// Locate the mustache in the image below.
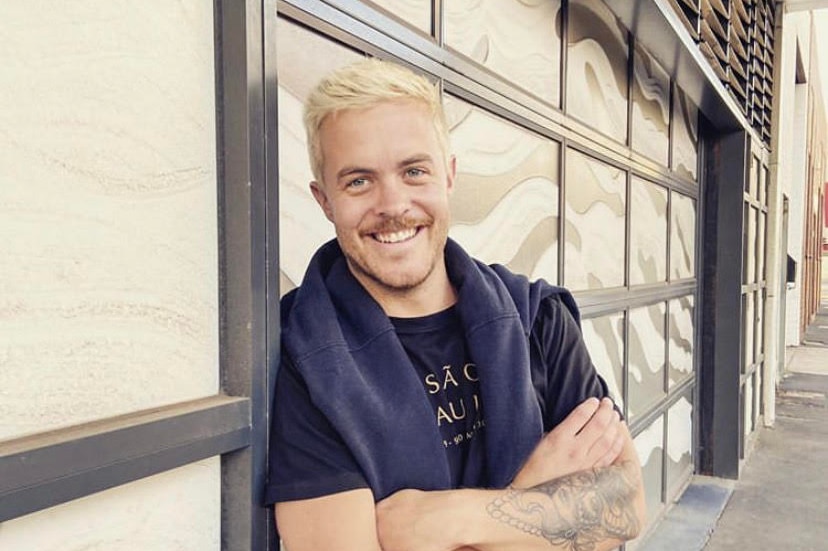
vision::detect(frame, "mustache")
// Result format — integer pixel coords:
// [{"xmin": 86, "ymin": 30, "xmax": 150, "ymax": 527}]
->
[{"xmin": 362, "ymin": 215, "xmax": 433, "ymax": 235}]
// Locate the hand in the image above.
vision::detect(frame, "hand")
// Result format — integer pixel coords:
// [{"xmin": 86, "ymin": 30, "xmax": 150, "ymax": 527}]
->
[
  {"xmin": 376, "ymin": 489, "xmax": 473, "ymax": 551},
  {"xmin": 511, "ymin": 397, "xmax": 625, "ymax": 489}
]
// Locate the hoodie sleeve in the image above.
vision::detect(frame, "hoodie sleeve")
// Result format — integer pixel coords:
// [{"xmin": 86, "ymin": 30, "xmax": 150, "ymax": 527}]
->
[
  {"xmin": 264, "ymin": 351, "xmax": 369, "ymax": 504},
  {"xmin": 528, "ymin": 295, "xmax": 617, "ymax": 432}
]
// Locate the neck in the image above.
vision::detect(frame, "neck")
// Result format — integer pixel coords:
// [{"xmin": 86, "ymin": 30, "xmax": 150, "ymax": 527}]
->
[{"xmin": 356, "ymin": 265, "xmax": 457, "ymax": 318}]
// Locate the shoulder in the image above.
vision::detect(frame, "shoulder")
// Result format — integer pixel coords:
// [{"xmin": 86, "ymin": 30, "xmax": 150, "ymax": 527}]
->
[{"xmin": 531, "ymin": 294, "xmax": 573, "ymax": 338}]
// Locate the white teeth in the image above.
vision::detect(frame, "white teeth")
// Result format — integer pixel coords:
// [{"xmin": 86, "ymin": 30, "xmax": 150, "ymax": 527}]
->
[{"xmin": 374, "ymin": 228, "xmax": 417, "ymax": 243}]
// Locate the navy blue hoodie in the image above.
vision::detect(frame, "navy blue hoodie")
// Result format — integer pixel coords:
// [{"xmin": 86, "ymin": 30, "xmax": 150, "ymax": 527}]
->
[{"xmin": 277, "ymin": 238, "xmax": 582, "ymax": 500}]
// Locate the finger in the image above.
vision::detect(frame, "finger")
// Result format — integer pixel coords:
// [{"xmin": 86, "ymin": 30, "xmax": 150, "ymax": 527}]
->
[
  {"xmin": 590, "ymin": 422, "xmax": 625, "ymax": 468},
  {"xmin": 576, "ymin": 397, "xmax": 618, "ymax": 439},
  {"xmin": 557, "ymin": 397, "xmax": 602, "ymax": 436},
  {"xmin": 582, "ymin": 406, "xmax": 620, "ymax": 463}
]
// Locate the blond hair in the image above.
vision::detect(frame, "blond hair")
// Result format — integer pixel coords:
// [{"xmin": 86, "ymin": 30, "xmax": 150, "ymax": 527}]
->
[{"xmin": 303, "ymin": 58, "xmax": 450, "ymax": 182}]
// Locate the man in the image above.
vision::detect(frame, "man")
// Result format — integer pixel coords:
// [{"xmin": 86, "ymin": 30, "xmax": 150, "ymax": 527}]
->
[{"xmin": 265, "ymin": 58, "xmax": 646, "ymax": 550}]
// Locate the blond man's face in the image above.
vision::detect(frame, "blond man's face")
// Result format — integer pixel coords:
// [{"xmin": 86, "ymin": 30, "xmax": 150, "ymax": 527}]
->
[{"xmin": 310, "ymin": 99, "xmax": 456, "ymax": 295}]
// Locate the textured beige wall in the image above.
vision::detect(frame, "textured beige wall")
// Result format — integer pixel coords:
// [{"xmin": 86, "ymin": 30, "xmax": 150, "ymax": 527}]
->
[
  {"xmin": 0, "ymin": 458, "xmax": 220, "ymax": 551},
  {"xmin": 0, "ymin": 2, "xmax": 220, "ymax": 548},
  {"xmin": 0, "ymin": 1, "xmax": 219, "ymax": 441}
]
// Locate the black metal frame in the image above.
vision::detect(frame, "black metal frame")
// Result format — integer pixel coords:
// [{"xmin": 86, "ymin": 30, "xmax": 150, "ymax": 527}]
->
[
  {"xmin": 699, "ymin": 128, "xmax": 749, "ymax": 479},
  {"xmin": 0, "ymin": 397, "xmax": 250, "ymax": 523},
  {"xmin": 215, "ymin": 0, "xmax": 278, "ymax": 547}
]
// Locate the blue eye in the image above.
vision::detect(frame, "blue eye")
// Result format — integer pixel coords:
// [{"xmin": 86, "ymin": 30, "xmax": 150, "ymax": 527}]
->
[
  {"xmin": 347, "ymin": 178, "xmax": 367, "ymax": 188},
  {"xmin": 406, "ymin": 168, "xmax": 426, "ymax": 178}
]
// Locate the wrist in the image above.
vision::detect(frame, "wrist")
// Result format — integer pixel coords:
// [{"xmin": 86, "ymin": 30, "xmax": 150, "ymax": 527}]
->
[{"xmin": 445, "ymin": 489, "xmax": 499, "ymax": 549}]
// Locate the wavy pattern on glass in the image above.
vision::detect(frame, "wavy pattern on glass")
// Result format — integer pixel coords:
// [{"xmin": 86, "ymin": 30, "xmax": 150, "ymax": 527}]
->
[
  {"xmin": 670, "ymin": 192, "xmax": 696, "ymax": 280},
  {"xmin": 666, "ymin": 395, "xmax": 693, "ymax": 492},
  {"xmin": 672, "ymin": 87, "xmax": 699, "ymax": 182},
  {"xmin": 630, "ymin": 177, "xmax": 668, "ymax": 285},
  {"xmin": 565, "ymin": 149, "xmax": 625, "ymax": 290},
  {"xmin": 628, "ymin": 303, "xmax": 666, "ymax": 420},
  {"xmin": 276, "ymin": 18, "xmax": 361, "ymax": 293},
  {"xmin": 566, "ymin": 0, "xmax": 629, "ymax": 143},
  {"xmin": 668, "ymin": 295, "xmax": 694, "ymax": 388},
  {"xmin": 632, "ymin": 43, "xmax": 670, "ymax": 166},
  {"xmin": 634, "ymin": 415, "xmax": 665, "ymax": 523},
  {"xmin": 445, "ymin": 0, "xmax": 561, "ymax": 106},
  {"xmin": 369, "ymin": 0, "xmax": 431, "ymax": 35},
  {"xmin": 581, "ymin": 313, "xmax": 624, "ymax": 413},
  {"xmin": 447, "ymin": 97, "xmax": 559, "ymax": 282}
]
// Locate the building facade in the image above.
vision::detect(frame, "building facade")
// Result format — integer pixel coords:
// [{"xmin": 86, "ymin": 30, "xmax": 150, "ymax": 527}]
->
[{"xmin": 1, "ymin": 1, "xmax": 826, "ymax": 549}]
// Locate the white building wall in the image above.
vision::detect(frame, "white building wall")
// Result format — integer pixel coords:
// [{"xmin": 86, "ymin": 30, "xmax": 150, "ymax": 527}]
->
[
  {"xmin": 779, "ymin": 12, "xmax": 814, "ymax": 346},
  {"xmin": 0, "ymin": 1, "xmax": 220, "ymax": 548}
]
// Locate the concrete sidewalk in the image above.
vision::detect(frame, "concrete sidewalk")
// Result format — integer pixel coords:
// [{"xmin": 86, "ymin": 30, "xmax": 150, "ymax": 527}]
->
[{"xmin": 637, "ymin": 294, "xmax": 828, "ymax": 551}]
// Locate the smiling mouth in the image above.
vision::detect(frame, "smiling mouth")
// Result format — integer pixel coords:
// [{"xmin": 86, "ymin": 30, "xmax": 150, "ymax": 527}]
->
[{"xmin": 372, "ymin": 227, "xmax": 419, "ymax": 244}]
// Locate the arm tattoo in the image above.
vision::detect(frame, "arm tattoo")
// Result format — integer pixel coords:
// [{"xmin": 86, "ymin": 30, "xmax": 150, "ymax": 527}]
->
[{"xmin": 486, "ymin": 463, "xmax": 641, "ymax": 550}]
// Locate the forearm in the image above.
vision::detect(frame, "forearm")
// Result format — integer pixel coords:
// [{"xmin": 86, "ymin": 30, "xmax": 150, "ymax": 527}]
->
[
  {"xmin": 377, "ymin": 459, "xmax": 644, "ymax": 551},
  {"xmin": 446, "ymin": 460, "xmax": 641, "ymax": 551},
  {"xmin": 475, "ymin": 460, "xmax": 643, "ymax": 551}
]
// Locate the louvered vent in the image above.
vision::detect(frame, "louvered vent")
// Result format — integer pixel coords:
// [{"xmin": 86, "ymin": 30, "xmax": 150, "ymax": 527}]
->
[{"xmin": 666, "ymin": 0, "xmax": 775, "ymax": 146}]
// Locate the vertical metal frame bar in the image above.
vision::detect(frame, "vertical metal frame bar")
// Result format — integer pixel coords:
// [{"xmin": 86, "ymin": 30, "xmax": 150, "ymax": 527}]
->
[
  {"xmin": 559, "ymin": 141, "xmax": 568, "ymax": 287},
  {"xmin": 699, "ymin": 128, "xmax": 748, "ymax": 479},
  {"xmin": 560, "ymin": 0, "xmax": 569, "ymax": 114},
  {"xmin": 214, "ymin": 0, "xmax": 276, "ymax": 548}
]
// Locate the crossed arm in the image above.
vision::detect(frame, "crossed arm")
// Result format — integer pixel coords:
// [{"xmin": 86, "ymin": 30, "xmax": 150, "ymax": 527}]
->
[{"xmin": 276, "ymin": 397, "xmax": 646, "ymax": 551}]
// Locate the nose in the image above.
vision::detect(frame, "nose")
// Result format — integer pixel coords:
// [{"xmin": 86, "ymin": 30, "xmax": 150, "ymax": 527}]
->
[{"xmin": 374, "ymin": 177, "xmax": 409, "ymax": 217}]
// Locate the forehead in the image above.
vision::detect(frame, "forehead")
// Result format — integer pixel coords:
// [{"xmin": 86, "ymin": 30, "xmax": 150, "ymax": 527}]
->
[
  {"xmin": 318, "ymin": 100, "xmax": 443, "ymax": 167},
  {"xmin": 321, "ymin": 99, "xmax": 434, "ymax": 136}
]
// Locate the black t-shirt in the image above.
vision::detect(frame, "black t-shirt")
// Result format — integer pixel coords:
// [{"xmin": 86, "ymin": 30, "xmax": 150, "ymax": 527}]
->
[
  {"xmin": 265, "ymin": 295, "xmax": 613, "ymax": 503},
  {"xmin": 390, "ymin": 306, "xmax": 486, "ymax": 488}
]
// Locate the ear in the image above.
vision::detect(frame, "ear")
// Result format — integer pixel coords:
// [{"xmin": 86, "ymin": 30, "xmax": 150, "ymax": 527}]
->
[
  {"xmin": 446, "ymin": 155, "xmax": 457, "ymax": 195},
  {"xmin": 309, "ymin": 181, "xmax": 335, "ymax": 223}
]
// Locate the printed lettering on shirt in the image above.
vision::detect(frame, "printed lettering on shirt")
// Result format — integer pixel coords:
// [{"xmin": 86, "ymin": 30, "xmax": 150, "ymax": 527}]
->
[{"xmin": 421, "ymin": 363, "xmax": 485, "ymax": 448}]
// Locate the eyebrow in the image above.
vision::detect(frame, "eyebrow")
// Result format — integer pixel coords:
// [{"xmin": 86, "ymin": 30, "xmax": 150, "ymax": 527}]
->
[
  {"xmin": 399, "ymin": 154, "xmax": 435, "ymax": 168},
  {"xmin": 336, "ymin": 166, "xmax": 373, "ymax": 181}
]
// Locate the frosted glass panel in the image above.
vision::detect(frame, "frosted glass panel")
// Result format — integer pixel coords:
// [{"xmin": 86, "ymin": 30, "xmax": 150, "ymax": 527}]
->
[
  {"xmin": 581, "ymin": 313, "xmax": 625, "ymax": 413},
  {"xmin": 634, "ymin": 415, "xmax": 665, "ymax": 524},
  {"xmin": 567, "ymin": 0, "xmax": 629, "ymax": 142},
  {"xmin": 0, "ymin": 1, "xmax": 218, "ymax": 440},
  {"xmin": 631, "ymin": 44, "xmax": 670, "ymax": 166},
  {"xmin": 630, "ymin": 177, "xmax": 668, "ymax": 285},
  {"xmin": 668, "ymin": 295, "xmax": 694, "ymax": 387},
  {"xmin": 756, "ymin": 290, "xmax": 765, "ymax": 358},
  {"xmin": 628, "ymin": 303, "xmax": 666, "ymax": 419},
  {"xmin": 672, "ymin": 87, "xmax": 699, "ymax": 181},
  {"xmin": 565, "ymin": 149, "xmax": 626, "ymax": 290},
  {"xmin": 747, "ymin": 205, "xmax": 757, "ymax": 284},
  {"xmin": 276, "ymin": 18, "xmax": 362, "ymax": 293},
  {"xmin": 744, "ymin": 292, "xmax": 755, "ymax": 368},
  {"xmin": 0, "ymin": 458, "xmax": 220, "ymax": 551},
  {"xmin": 370, "ymin": 0, "xmax": 431, "ymax": 34},
  {"xmin": 447, "ymin": 97, "xmax": 560, "ymax": 283},
  {"xmin": 754, "ymin": 364, "xmax": 763, "ymax": 427},
  {"xmin": 670, "ymin": 192, "xmax": 696, "ymax": 280},
  {"xmin": 744, "ymin": 377, "xmax": 754, "ymax": 436},
  {"xmin": 445, "ymin": 0, "xmax": 561, "ymax": 106},
  {"xmin": 758, "ymin": 212, "xmax": 766, "ymax": 282},
  {"xmin": 666, "ymin": 395, "xmax": 693, "ymax": 494}
]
